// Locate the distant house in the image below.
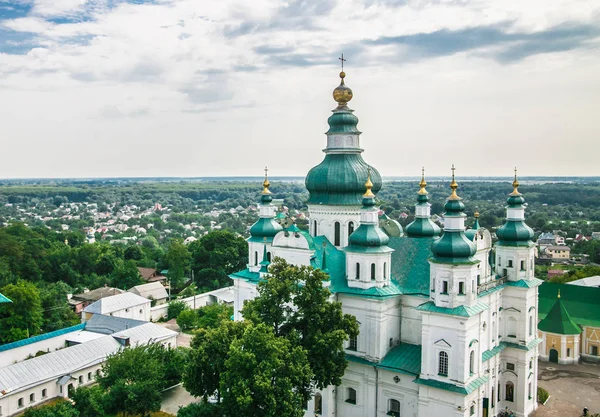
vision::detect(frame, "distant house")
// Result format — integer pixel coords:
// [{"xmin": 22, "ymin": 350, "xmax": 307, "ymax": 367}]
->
[
  {"xmin": 137, "ymin": 267, "xmax": 167, "ymax": 284},
  {"xmin": 82, "ymin": 293, "xmax": 151, "ymax": 322},
  {"xmin": 128, "ymin": 282, "xmax": 169, "ymax": 305},
  {"xmin": 547, "ymin": 269, "xmax": 568, "ymax": 280},
  {"xmin": 537, "ymin": 232, "xmax": 557, "ymax": 246},
  {"xmin": 544, "ymin": 245, "xmax": 571, "ymax": 260},
  {"xmin": 70, "ymin": 287, "xmax": 125, "ymax": 314}
]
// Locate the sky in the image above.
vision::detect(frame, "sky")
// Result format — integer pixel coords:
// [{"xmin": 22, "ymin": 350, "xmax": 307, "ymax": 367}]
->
[{"xmin": 0, "ymin": 0, "xmax": 599, "ymax": 179}]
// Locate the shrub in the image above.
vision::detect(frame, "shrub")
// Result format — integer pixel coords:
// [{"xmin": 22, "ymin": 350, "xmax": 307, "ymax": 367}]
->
[
  {"xmin": 538, "ymin": 386, "xmax": 550, "ymax": 404},
  {"xmin": 167, "ymin": 301, "xmax": 188, "ymax": 320},
  {"xmin": 177, "ymin": 309, "xmax": 198, "ymax": 331}
]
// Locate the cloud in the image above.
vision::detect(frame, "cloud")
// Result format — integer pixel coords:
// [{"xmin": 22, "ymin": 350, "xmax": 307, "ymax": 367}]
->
[{"xmin": 362, "ymin": 22, "xmax": 600, "ymax": 63}]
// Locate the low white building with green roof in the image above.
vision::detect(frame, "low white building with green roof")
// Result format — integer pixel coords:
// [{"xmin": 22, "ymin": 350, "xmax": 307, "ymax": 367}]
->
[{"xmin": 231, "ymin": 70, "xmax": 542, "ymax": 417}]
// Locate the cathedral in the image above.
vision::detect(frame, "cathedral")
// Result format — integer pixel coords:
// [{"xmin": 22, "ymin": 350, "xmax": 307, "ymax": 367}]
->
[{"xmin": 231, "ymin": 70, "xmax": 542, "ymax": 417}]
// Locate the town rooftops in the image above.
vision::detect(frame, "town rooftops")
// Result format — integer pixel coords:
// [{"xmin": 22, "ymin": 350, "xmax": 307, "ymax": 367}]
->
[
  {"xmin": 545, "ymin": 245, "xmax": 570, "ymax": 251},
  {"xmin": 84, "ymin": 292, "xmax": 150, "ymax": 315},
  {"xmin": 128, "ymin": 282, "xmax": 168, "ymax": 301},
  {"xmin": 0, "ymin": 322, "xmax": 176, "ymax": 396},
  {"xmin": 72, "ymin": 286, "xmax": 125, "ymax": 302}
]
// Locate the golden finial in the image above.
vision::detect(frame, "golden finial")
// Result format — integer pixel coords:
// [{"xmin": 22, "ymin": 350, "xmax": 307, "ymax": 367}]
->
[
  {"xmin": 449, "ymin": 164, "xmax": 460, "ymax": 200},
  {"xmin": 418, "ymin": 166, "xmax": 428, "ymax": 195},
  {"xmin": 510, "ymin": 166, "xmax": 521, "ymax": 196},
  {"xmin": 333, "ymin": 54, "xmax": 353, "ymax": 107},
  {"xmin": 364, "ymin": 167, "xmax": 375, "ymax": 198},
  {"xmin": 557, "ymin": 289, "xmax": 561, "ymax": 299},
  {"xmin": 262, "ymin": 166, "xmax": 271, "ymax": 195},
  {"xmin": 474, "ymin": 211, "xmax": 480, "ymax": 218}
]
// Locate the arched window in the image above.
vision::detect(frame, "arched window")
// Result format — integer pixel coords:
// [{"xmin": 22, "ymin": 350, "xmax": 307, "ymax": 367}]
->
[
  {"xmin": 492, "ymin": 321, "xmax": 496, "ymax": 342},
  {"xmin": 313, "ymin": 220, "xmax": 318, "ymax": 236},
  {"xmin": 254, "ymin": 251, "xmax": 258, "ymax": 265},
  {"xmin": 492, "ymin": 386, "xmax": 495, "ymax": 408},
  {"xmin": 371, "ymin": 263, "xmax": 376, "ymax": 281},
  {"xmin": 529, "ymin": 315, "xmax": 533, "ymax": 336},
  {"xmin": 438, "ymin": 351, "xmax": 448, "ymax": 376},
  {"xmin": 314, "ymin": 393, "xmax": 322, "ymax": 414},
  {"xmin": 505, "ymin": 381, "xmax": 514, "ymax": 402},
  {"xmin": 355, "ymin": 263, "xmax": 360, "ymax": 280},
  {"xmin": 469, "ymin": 350, "xmax": 475, "ymax": 375},
  {"xmin": 346, "ymin": 387, "xmax": 357, "ymax": 404},
  {"xmin": 384, "ymin": 262, "xmax": 387, "ymax": 279},
  {"xmin": 348, "ymin": 221, "xmax": 355, "ymax": 236},
  {"xmin": 334, "ymin": 222, "xmax": 341, "ymax": 246},
  {"xmin": 388, "ymin": 399, "xmax": 401, "ymax": 417}
]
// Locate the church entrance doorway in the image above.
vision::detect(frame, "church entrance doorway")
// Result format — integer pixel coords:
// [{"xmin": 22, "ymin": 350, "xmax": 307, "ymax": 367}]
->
[{"xmin": 549, "ymin": 349, "xmax": 559, "ymax": 363}]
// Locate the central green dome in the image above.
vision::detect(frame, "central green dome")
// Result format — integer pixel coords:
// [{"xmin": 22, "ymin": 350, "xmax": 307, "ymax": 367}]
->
[{"xmin": 305, "ymin": 154, "xmax": 382, "ymax": 205}]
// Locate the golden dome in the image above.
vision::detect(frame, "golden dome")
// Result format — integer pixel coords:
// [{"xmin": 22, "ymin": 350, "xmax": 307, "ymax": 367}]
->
[
  {"xmin": 418, "ymin": 167, "xmax": 428, "ymax": 195},
  {"xmin": 363, "ymin": 168, "xmax": 375, "ymax": 198},
  {"xmin": 333, "ymin": 71, "xmax": 353, "ymax": 107}
]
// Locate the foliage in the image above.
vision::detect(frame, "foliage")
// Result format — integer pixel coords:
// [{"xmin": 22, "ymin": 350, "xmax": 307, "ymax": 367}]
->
[
  {"xmin": 0, "ymin": 279, "xmax": 44, "ymax": 343},
  {"xmin": 188, "ymin": 231, "xmax": 247, "ymax": 291},
  {"xmin": 183, "ymin": 320, "xmax": 248, "ymax": 401},
  {"xmin": 23, "ymin": 399, "xmax": 80, "ymax": 417},
  {"xmin": 548, "ymin": 265, "xmax": 600, "ymax": 284},
  {"xmin": 176, "ymin": 402, "xmax": 223, "ymax": 417},
  {"xmin": 167, "ymin": 301, "xmax": 188, "ymax": 320},
  {"xmin": 537, "ymin": 386, "xmax": 550, "ymax": 404},
  {"xmin": 177, "ymin": 309, "xmax": 198, "ymax": 331},
  {"xmin": 196, "ymin": 303, "xmax": 232, "ymax": 329},
  {"xmin": 242, "ymin": 258, "xmax": 359, "ymax": 389},
  {"xmin": 71, "ymin": 385, "xmax": 107, "ymax": 417},
  {"xmin": 221, "ymin": 323, "xmax": 312, "ymax": 417},
  {"xmin": 165, "ymin": 239, "xmax": 191, "ymax": 289},
  {"xmin": 97, "ymin": 344, "xmax": 185, "ymax": 416}
]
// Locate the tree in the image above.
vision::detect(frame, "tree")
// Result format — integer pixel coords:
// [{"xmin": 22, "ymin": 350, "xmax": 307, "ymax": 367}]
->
[
  {"xmin": 188, "ymin": 231, "xmax": 247, "ymax": 290},
  {"xmin": 23, "ymin": 399, "xmax": 79, "ymax": 417},
  {"xmin": 177, "ymin": 309, "xmax": 198, "ymax": 331},
  {"xmin": 0, "ymin": 280, "xmax": 44, "ymax": 343},
  {"xmin": 97, "ymin": 344, "xmax": 184, "ymax": 416},
  {"xmin": 242, "ymin": 258, "xmax": 359, "ymax": 389},
  {"xmin": 177, "ymin": 402, "xmax": 223, "ymax": 417},
  {"xmin": 71, "ymin": 386, "xmax": 106, "ymax": 417},
  {"xmin": 168, "ymin": 300, "xmax": 188, "ymax": 320},
  {"xmin": 183, "ymin": 320, "xmax": 248, "ymax": 401},
  {"xmin": 165, "ymin": 239, "xmax": 191, "ymax": 289},
  {"xmin": 196, "ymin": 303, "xmax": 232, "ymax": 329},
  {"xmin": 220, "ymin": 324, "xmax": 312, "ymax": 417},
  {"xmin": 109, "ymin": 259, "xmax": 143, "ymax": 290},
  {"xmin": 38, "ymin": 281, "xmax": 80, "ymax": 332}
]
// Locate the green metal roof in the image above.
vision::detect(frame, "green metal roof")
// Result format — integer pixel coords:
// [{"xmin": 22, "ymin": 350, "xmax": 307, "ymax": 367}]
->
[
  {"xmin": 326, "ymin": 110, "xmax": 360, "ymax": 134},
  {"xmin": 305, "ymin": 154, "xmax": 382, "ymax": 206},
  {"xmin": 431, "ymin": 231, "xmax": 477, "ymax": 264},
  {"xmin": 416, "ymin": 301, "xmax": 489, "ymax": 317},
  {"xmin": 505, "ymin": 277, "xmax": 544, "ymax": 289},
  {"xmin": 0, "ymin": 323, "xmax": 86, "ymax": 353},
  {"xmin": 496, "ymin": 220, "xmax": 534, "ymax": 244},
  {"xmin": 405, "ymin": 217, "xmax": 441, "ymax": 238},
  {"xmin": 388, "ymin": 236, "xmax": 433, "ymax": 296},
  {"xmin": 538, "ymin": 293, "xmax": 581, "ymax": 335},
  {"xmin": 378, "ymin": 343, "xmax": 422, "ymax": 375},
  {"xmin": 482, "ymin": 343, "xmax": 506, "ymax": 362},
  {"xmin": 0, "ymin": 293, "xmax": 12, "ymax": 304},
  {"xmin": 414, "ymin": 375, "xmax": 489, "ymax": 395},
  {"xmin": 229, "ymin": 268, "xmax": 261, "ymax": 283},
  {"xmin": 539, "ymin": 282, "xmax": 600, "ymax": 328}
]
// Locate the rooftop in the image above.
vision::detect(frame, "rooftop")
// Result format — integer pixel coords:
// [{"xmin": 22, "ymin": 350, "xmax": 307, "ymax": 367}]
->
[
  {"xmin": 84, "ymin": 292, "xmax": 150, "ymax": 315},
  {"xmin": 128, "ymin": 281, "xmax": 168, "ymax": 301}
]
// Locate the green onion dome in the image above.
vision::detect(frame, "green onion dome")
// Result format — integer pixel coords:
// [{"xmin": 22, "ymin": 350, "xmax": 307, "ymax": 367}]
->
[
  {"xmin": 465, "ymin": 212, "xmax": 481, "ymax": 241},
  {"xmin": 249, "ymin": 218, "xmax": 282, "ymax": 240},
  {"xmin": 496, "ymin": 173, "xmax": 534, "ymax": 246},
  {"xmin": 406, "ymin": 173, "xmax": 441, "ymax": 238},
  {"xmin": 431, "ymin": 169, "xmax": 476, "ymax": 263},
  {"xmin": 346, "ymin": 179, "xmax": 392, "ymax": 253},
  {"xmin": 306, "ymin": 156, "xmax": 381, "ymax": 205},
  {"xmin": 407, "ymin": 218, "xmax": 441, "ymax": 238},
  {"xmin": 249, "ymin": 174, "xmax": 283, "ymax": 242}
]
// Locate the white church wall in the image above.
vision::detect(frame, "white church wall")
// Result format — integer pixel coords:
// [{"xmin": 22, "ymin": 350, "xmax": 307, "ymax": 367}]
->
[
  {"xmin": 233, "ymin": 279, "xmax": 257, "ymax": 321},
  {"xmin": 377, "ymin": 369, "xmax": 419, "ymax": 417},
  {"xmin": 337, "ymin": 362, "xmax": 377, "ymax": 417},
  {"xmin": 307, "ymin": 205, "xmax": 361, "ymax": 248},
  {"xmin": 400, "ymin": 296, "xmax": 426, "ymax": 345}
]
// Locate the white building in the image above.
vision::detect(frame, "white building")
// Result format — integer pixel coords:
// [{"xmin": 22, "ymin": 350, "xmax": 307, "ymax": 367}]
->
[
  {"xmin": 82, "ymin": 292, "xmax": 151, "ymax": 322},
  {"xmin": 128, "ymin": 282, "xmax": 169, "ymax": 305},
  {"xmin": 231, "ymin": 72, "xmax": 541, "ymax": 417},
  {"xmin": 0, "ymin": 315, "xmax": 177, "ymax": 417}
]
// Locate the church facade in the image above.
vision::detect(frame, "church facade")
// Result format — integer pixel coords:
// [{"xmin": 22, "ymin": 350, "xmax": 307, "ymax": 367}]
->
[{"xmin": 231, "ymin": 71, "xmax": 541, "ymax": 417}]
